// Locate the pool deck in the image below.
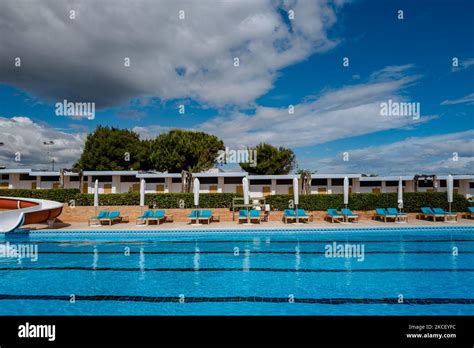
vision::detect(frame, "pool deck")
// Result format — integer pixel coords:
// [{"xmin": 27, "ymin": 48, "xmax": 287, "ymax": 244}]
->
[{"xmin": 22, "ymin": 218, "xmax": 474, "ymax": 232}]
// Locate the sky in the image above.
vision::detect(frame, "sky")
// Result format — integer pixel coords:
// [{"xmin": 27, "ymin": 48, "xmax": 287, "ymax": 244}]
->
[{"xmin": 0, "ymin": 0, "xmax": 473, "ymax": 175}]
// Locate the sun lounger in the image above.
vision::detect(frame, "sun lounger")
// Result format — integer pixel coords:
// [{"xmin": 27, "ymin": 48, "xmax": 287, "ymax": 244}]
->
[
  {"xmin": 238, "ymin": 209, "xmax": 249, "ymax": 223},
  {"xmin": 386, "ymin": 208, "xmax": 408, "ymax": 222},
  {"xmin": 99, "ymin": 211, "xmax": 122, "ymax": 225},
  {"xmin": 374, "ymin": 208, "xmax": 397, "ymax": 222},
  {"xmin": 432, "ymin": 208, "xmax": 458, "ymax": 221},
  {"xmin": 136, "ymin": 210, "xmax": 153, "ymax": 225},
  {"xmin": 341, "ymin": 208, "xmax": 359, "ymax": 222},
  {"xmin": 283, "ymin": 209, "xmax": 296, "ymax": 223},
  {"xmin": 146, "ymin": 210, "xmax": 167, "ymax": 225},
  {"xmin": 326, "ymin": 209, "xmax": 344, "ymax": 223},
  {"xmin": 463, "ymin": 207, "xmax": 474, "ymax": 219},
  {"xmin": 88, "ymin": 211, "xmax": 109, "ymax": 226},
  {"xmin": 296, "ymin": 209, "xmax": 312, "ymax": 222},
  {"xmin": 249, "ymin": 209, "xmax": 261, "ymax": 223},
  {"xmin": 187, "ymin": 210, "xmax": 200, "ymax": 224},
  {"xmin": 419, "ymin": 207, "xmax": 446, "ymax": 222},
  {"xmin": 198, "ymin": 210, "xmax": 213, "ymax": 224}
]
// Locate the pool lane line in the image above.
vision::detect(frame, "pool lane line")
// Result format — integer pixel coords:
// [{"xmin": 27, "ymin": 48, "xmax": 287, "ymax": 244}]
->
[
  {"xmin": 25, "ymin": 250, "xmax": 474, "ymax": 255},
  {"xmin": 1, "ymin": 267, "xmax": 474, "ymax": 272},
  {"xmin": 3, "ymin": 239, "xmax": 474, "ymax": 245},
  {"xmin": 0, "ymin": 294, "xmax": 473, "ymax": 305}
]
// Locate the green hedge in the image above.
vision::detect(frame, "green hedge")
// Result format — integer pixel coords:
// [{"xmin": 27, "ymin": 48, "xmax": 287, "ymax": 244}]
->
[
  {"xmin": 73, "ymin": 193, "xmax": 240, "ymax": 208},
  {"xmin": 266, "ymin": 192, "xmax": 469, "ymax": 213},
  {"xmin": 0, "ymin": 189, "xmax": 469, "ymax": 212},
  {"xmin": 0, "ymin": 189, "xmax": 80, "ymax": 203}
]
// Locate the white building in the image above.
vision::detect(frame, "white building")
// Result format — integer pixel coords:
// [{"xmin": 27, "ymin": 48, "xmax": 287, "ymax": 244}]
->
[{"xmin": 0, "ymin": 169, "xmax": 473, "ymax": 197}]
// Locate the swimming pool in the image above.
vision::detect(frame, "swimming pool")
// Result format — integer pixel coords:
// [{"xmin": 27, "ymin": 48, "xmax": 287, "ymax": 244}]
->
[{"xmin": 1, "ymin": 227, "xmax": 473, "ymax": 315}]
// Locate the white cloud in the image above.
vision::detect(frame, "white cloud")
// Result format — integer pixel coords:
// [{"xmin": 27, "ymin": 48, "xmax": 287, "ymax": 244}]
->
[
  {"xmin": 310, "ymin": 130, "xmax": 474, "ymax": 175},
  {"xmin": 0, "ymin": 0, "xmax": 343, "ymax": 108},
  {"xmin": 199, "ymin": 65, "xmax": 432, "ymax": 148},
  {"xmin": 132, "ymin": 125, "xmax": 172, "ymax": 140},
  {"xmin": 441, "ymin": 92, "xmax": 474, "ymax": 105},
  {"xmin": 452, "ymin": 57, "xmax": 474, "ymax": 72},
  {"xmin": 0, "ymin": 117, "xmax": 84, "ymax": 169}
]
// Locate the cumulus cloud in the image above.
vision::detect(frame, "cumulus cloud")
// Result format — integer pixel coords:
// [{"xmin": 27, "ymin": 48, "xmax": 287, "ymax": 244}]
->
[
  {"xmin": 0, "ymin": 0, "xmax": 343, "ymax": 108},
  {"xmin": 310, "ymin": 130, "xmax": 474, "ymax": 175},
  {"xmin": 0, "ymin": 117, "xmax": 85, "ymax": 168},
  {"xmin": 199, "ymin": 65, "xmax": 432, "ymax": 148}
]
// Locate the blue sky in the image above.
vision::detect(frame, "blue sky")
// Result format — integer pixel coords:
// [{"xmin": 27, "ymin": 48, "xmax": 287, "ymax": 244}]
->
[{"xmin": 0, "ymin": 0, "xmax": 473, "ymax": 174}]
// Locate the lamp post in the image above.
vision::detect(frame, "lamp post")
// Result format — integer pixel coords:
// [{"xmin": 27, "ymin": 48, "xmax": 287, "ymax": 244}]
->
[
  {"xmin": 43, "ymin": 141, "xmax": 55, "ymax": 171},
  {"xmin": 0, "ymin": 142, "xmax": 4, "ymax": 169}
]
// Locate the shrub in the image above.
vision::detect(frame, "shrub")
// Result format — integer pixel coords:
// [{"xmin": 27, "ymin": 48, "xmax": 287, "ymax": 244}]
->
[
  {"xmin": 0, "ymin": 189, "xmax": 468, "ymax": 212},
  {"xmin": 73, "ymin": 193, "xmax": 239, "ymax": 208},
  {"xmin": 266, "ymin": 192, "xmax": 469, "ymax": 213},
  {"xmin": 0, "ymin": 189, "xmax": 80, "ymax": 203}
]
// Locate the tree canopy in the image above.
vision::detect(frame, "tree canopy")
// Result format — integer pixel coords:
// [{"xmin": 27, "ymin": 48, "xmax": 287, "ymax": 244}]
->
[
  {"xmin": 240, "ymin": 143, "xmax": 296, "ymax": 175},
  {"xmin": 74, "ymin": 126, "xmax": 152, "ymax": 170},
  {"xmin": 149, "ymin": 129, "xmax": 225, "ymax": 173}
]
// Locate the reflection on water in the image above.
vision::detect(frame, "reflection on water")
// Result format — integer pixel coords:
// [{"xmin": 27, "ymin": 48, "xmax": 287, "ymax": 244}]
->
[
  {"xmin": 295, "ymin": 244, "xmax": 300, "ymax": 271},
  {"xmin": 193, "ymin": 246, "xmax": 200, "ymax": 271},
  {"xmin": 193, "ymin": 246, "xmax": 200, "ymax": 286},
  {"xmin": 139, "ymin": 247, "xmax": 145, "ymax": 280},
  {"xmin": 92, "ymin": 246, "xmax": 98, "ymax": 270},
  {"xmin": 243, "ymin": 249, "xmax": 250, "ymax": 271}
]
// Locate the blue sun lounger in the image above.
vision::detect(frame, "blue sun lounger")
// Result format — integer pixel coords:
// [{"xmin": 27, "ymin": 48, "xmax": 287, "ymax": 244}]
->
[
  {"xmin": 283, "ymin": 209, "xmax": 295, "ymax": 223},
  {"xmin": 249, "ymin": 209, "xmax": 261, "ymax": 223},
  {"xmin": 374, "ymin": 208, "xmax": 397, "ymax": 222},
  {"xmin": 88, "ymin": 211, "xmax": 109, "ymax": 226},
  {"xmin": 198, "ymin": 210, "xmax": 213, "ymax": 224},
  {"xmin": 136, "ymin": 210, "xmax": 154, "ymax": 225},
  {"xmin": 420, "ymin": 207, "xmax": 446, "ymax": 222},
  {"xmin": 147, "ymin": 210, "xmax": 167, "ymax": 225},
  {"xmin": 341, "ymin": 208, "xmax": 359, "ymax": 222},
  {"xmin": 296, "ymin": 209, "xmax": 312, "ymax": 222},
  {"xmin": 326, "ymin": 209, "xmax": 344, "ymax": 223},
  {"xmin": 238, "ymin": 209, "xmax": 249, "ymax": 223},
  {"xmin": 464, "ymin": 207, "xmax": 474, "ymax": 219},
  {"xmin": 432, "ymin": 208, "xmax": 458, "ymax": 221},
  {"xmin": 386, "ymin": 207, "xmax": 408, "ymax": 222},
  {"xmin": 187, "ymin": 210, "xmax": 200, "ymax": 224},
  {"xmin": 99, "ymin": 211, "xmax": 123, "ymax": 225}
]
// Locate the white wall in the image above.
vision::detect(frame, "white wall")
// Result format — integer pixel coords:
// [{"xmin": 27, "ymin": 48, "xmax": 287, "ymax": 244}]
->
[{"xmin": 11, "ymin": 174, "xmax": 35, "ymax": 189}]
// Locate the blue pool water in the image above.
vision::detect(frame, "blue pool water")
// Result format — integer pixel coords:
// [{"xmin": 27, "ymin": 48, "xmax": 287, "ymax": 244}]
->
[{"xmin": 0, "ymin": 227, "xmax": 473, "ymax": 315}]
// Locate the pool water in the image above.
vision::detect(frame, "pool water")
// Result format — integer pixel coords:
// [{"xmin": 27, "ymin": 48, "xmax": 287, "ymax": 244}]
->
[{"xmin": 0, "ymin": 227, "xmax": 473, "ymax": 315}]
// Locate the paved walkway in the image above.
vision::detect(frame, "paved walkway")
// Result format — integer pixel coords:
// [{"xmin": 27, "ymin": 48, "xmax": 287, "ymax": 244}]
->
[{"xmin": 24, "ymin": 218, "xmax": 474, "ymax": 232}]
